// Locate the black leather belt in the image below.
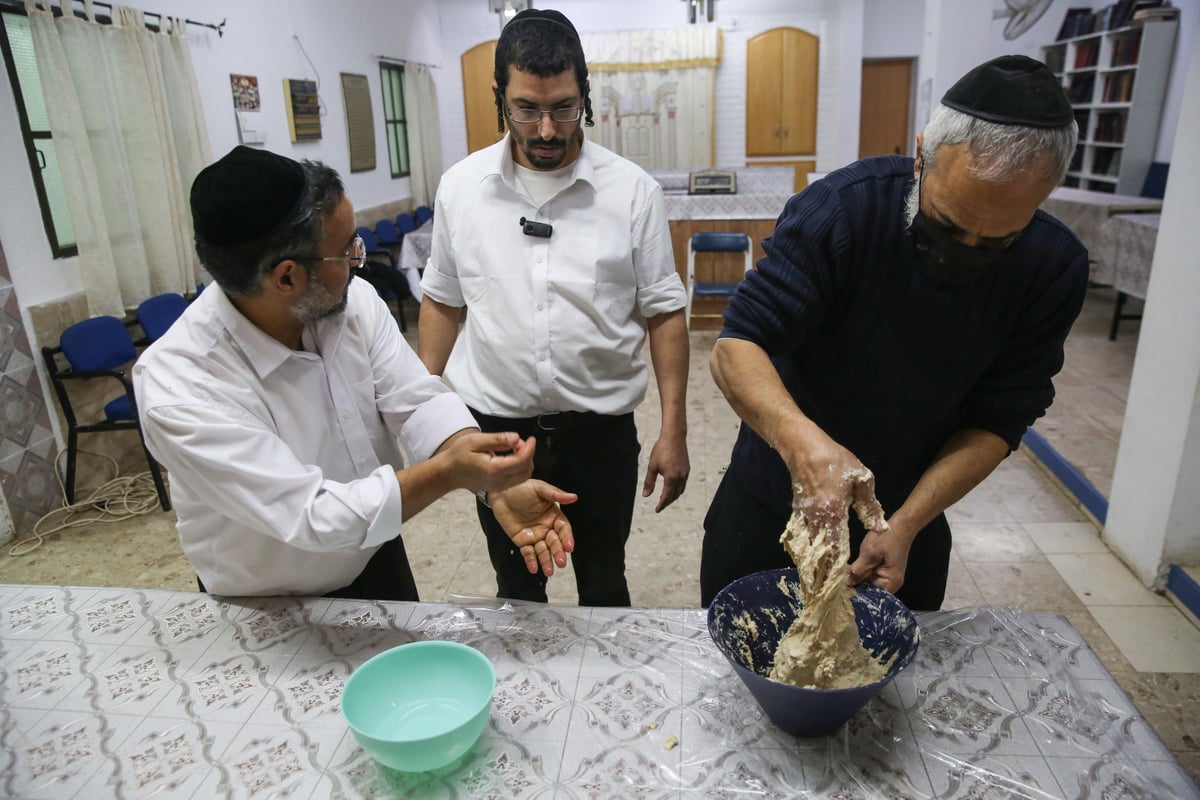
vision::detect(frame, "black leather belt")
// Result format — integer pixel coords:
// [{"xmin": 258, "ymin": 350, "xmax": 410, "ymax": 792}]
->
[{"xmin": 471, "ymin": 409, "xmax": 629, "ymax": 434}]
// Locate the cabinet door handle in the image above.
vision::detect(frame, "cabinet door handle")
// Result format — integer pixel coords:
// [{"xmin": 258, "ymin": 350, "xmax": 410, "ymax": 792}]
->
[
  {"xmin": 782, "ymin": 125, "xmax": 789, "ymax": 137},
  {"xmin": 774, "ymin": 125, "xmax": 781, "ymax": 137}
]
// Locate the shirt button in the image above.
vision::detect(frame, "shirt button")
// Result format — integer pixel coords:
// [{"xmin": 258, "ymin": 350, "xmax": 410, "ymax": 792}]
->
[
  {"xmin": 537, "ymin": 304, "xmax": 544, "ymax": 311},
  {"xmin": 341, "ymin": 411, "xmax": 350, "ymax": 419}
]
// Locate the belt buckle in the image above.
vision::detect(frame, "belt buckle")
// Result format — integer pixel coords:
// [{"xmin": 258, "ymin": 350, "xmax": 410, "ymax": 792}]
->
[{"xmin": 536, "ymin": 412, "xmax": 560, "ymax": 432}]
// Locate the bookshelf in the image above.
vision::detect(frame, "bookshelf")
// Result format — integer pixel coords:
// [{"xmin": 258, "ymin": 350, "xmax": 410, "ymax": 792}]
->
[{"xmin": 1042, "ymin": 18, "xmax": 1177, "ymax": 194}]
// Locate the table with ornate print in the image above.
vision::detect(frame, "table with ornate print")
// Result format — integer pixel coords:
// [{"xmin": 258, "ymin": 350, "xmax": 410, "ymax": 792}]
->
[
  {"xmin": 1097, "ymin": 212, "xmax": 1160, "ymax": 340},
  {"xmin": 0, "ymin": 584, "xmax": 1195, "ymax": 798},
  {"xmin": 1040, "ymin": 186, "xmax": 1163, "ymax": 285},
  {"xmin": 397, "ymin": 221, "xmax": 432, "ymax": 302}
]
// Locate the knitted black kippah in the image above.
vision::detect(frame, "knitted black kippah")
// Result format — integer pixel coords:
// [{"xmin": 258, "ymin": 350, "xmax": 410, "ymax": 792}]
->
[
  {"xmin": 941, "ymin": 55, "xmax": 1074, "ymax": 128},
  {"xmin": 190, "ymin": 146, "xmax": 306, "ymax": 246}
]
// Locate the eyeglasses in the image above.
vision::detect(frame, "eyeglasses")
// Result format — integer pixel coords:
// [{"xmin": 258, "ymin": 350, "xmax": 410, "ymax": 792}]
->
[
  {"xmin": 505, "ymin": 106, "xmax": 584, "ymax": 125},
  {"xmin": 302, "ymin": 235, "xmax": 367, "ymax": 271}
]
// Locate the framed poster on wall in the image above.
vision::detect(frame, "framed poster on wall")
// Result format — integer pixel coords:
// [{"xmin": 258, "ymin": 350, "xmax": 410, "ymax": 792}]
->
[
  {"xmin": 284, "ymin": 79, "xmax": 322, "ymax": 142},
  {"xmin": 341, "ymin": 73, "xmax": 376, "ymax": 172}
]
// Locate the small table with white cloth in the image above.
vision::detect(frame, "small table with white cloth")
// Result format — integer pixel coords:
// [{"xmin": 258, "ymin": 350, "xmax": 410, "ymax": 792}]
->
[
  {"xmin": 1097, "ymin": 212, "xmax": 1161, "ymax": 339},
  {"xmin": 1040, "ymin": 186, "xmax": 1163, "ymax": 285},
  {"xmin": 0, "ymin": 583, "xmax": 1195, "ymax": 798},
  {"xmin": 397, "ymin": 222, "xmax": 433, "ymax": 302}
]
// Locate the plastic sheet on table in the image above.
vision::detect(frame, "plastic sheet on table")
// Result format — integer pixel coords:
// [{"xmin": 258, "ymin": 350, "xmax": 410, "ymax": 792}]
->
[{"xmin": 350, "ymin": 598, "xmax": 1197, "ymax": 799}]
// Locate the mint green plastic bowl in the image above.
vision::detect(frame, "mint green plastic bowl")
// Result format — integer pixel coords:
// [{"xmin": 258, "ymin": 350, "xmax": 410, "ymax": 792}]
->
[{"xmin": 341, "ymin": 641, "xmax": 495, "ymax": 772}]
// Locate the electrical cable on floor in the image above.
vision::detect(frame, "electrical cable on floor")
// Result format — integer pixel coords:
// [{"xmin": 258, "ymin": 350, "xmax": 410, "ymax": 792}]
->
[{"xmin": 8, "ymin": 448, "xmax": 165, "ymax": 557}]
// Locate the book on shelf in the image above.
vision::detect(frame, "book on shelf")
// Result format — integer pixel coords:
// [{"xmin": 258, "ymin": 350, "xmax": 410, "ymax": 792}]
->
[
  {"xmin": 1102, "ymin": 72, "xmax": 1135, "ymax": 102},
  {"xmin": 1094, "ymin": 111, "xmax": 1127, "ymax": 142},
  {"xmin": 1110, "ymin": 28, "xmax": 1143, "ymax": 66},
  {"xmin": 1057, "ymin": 7, "xmax": 1093, "ymax": 40},
  {"xmin": 1074, "ymin": 40, "xmax": 1100, "ymax": 69},
  {"xmin": 1068, "ymin": 73, "xmax": 1096, "ymax": 103}
]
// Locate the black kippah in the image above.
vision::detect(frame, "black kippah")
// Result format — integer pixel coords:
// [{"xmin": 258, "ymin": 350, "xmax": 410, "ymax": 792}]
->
[
  {"xmin": 941, "ymin": 55, "xmax": 1073, "ymax": 128},
  {"xmin": 502, "ymin": 9, "xmax": 581, "ymax": 40},
  {"xmin": 190, "ymin": 146, "xmax": 306, "ymax": 247}
]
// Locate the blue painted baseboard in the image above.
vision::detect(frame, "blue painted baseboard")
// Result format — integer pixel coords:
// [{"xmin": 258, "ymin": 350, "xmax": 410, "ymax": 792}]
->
[
  {"xmin": 1021, "ymin": 428, "xmax": 1200, "ymax": 621},
  {"xmin": 1020, "ymin": 428, "xmax": 1108, "ymax": 524},
  {"xmin": 1166, "ymin": 565, "xmax": 1200, "ymax": 621}
]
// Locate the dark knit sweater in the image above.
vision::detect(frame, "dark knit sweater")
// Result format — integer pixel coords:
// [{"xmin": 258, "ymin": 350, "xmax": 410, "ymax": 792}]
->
[{"xmin": 720, "ymin": 155, "xmax": 1089, "ymax": 518}]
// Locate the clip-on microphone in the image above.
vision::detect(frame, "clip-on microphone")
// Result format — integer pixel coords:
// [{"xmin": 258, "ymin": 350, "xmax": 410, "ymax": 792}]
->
[{"xmin": 519, "ymin": 216, "xmax": 553, "ymax": 238}]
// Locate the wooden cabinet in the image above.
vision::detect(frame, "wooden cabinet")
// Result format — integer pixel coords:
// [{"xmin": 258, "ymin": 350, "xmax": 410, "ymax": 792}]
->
[
  {"xmin": 1042, "ymin": 19, "xmax": 1176, "ymax": 195},
  {"xmin": 746, "ymin": 27, "xmax": 818, "ymax": 157}
]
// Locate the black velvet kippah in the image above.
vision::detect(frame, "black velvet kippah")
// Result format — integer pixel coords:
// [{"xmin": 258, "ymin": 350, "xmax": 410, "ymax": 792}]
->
[
  {"xmin": 190, "ymin": 146, "xmax": 306, "ymax": 246},
  {"xmin": 941, "ymin": 55, "xmax": 1073, "ymax": 128},
  {"xmin": 503, "ymin": 8, "xmax": 581, "ymax": 40}
]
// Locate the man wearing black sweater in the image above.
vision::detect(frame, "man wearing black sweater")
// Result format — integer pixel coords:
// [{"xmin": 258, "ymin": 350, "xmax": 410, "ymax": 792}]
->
[{"xmin": 701, "ymin": 56, "xmax": 1089, "ymax": 610}]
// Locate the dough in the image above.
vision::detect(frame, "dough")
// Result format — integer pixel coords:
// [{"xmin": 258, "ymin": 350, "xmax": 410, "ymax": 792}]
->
[{"xmin": 769, "ymin": 473, "xmax": 891, "ymax": 689}]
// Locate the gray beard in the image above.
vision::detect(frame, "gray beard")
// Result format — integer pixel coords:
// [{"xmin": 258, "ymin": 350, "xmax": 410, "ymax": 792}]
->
[
  {"xmin": 293, "ymin": 281, "xmax": 348, "ymax": 323},
  {"xmin": 903, "ymin": 178, "xmax": 919, "ymax": 228}
]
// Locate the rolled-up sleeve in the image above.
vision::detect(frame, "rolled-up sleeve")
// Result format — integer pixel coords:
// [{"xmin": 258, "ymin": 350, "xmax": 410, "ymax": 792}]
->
[{"xmin": 633, "ymin": 184, "xmax": 687, "ymax": 318}]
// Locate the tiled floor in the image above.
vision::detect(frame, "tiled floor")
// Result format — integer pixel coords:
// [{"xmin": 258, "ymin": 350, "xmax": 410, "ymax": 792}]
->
[{"xmin": 1, "ymin": 287, "xmax": 1196, "ymax": 787}]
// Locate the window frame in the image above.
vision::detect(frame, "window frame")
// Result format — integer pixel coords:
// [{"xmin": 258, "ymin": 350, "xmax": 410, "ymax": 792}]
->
[
  {"xmin": 379, "ymin": 62, "xmax": 411, "ymax": 179},
  {"xmin": 0, "ymin": 9, "xmax": 78, "ymax": 259}
]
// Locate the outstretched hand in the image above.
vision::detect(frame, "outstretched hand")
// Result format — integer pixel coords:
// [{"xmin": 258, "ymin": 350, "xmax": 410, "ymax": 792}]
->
[{"xmin": 490, "ymin": 480, "xmax": 577, "ymax": 577}]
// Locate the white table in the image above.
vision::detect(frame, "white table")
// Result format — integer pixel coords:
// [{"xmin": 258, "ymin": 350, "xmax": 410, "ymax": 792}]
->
[
  {"xmin": 397, "ymin": 224, "xmax": 432, "ymax": 302},
  {"xmin": 1040, "ymin": 187, "xmax": 1163, "ymax": 285},
  {"xmin": 1098, "ymin": 212, "xmax": 1161, "ymax": 339},
  {"xmin": 0, "ymin": 584, "xmax": 1195, "ymax": 798}
]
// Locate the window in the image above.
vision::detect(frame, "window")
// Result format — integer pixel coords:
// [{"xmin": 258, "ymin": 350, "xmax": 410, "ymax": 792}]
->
[
  {"xmin": 0, "ymin": 11, "xmax": 77, "ymax": 258},
  {"xmin": 380, "ymin": 62, "xmax": 410, "ymax": 178}
]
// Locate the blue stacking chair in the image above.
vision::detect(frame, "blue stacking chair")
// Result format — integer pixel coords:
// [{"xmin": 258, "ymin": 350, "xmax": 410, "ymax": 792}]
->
[
  {"xmin": 136, "ymin": 293, "xmax": 189, "ymax": 344},
  {"xmin": 41, "ymin": 316, "xmax": 170, "ymax": 510},
  {"xmin": 686, "ymin": 232, "xmax": 752, "ymax": 326},
  {"xmin": 396, "ymin": 213, "xmax": 418, "ymax": 235},
  {"xmin": 414, "ymin": 205, "xmax": 433, "ymax": 226},
  {"xmin": 356, "ymin": 228, "xmax": 410, "ymax": 332}
]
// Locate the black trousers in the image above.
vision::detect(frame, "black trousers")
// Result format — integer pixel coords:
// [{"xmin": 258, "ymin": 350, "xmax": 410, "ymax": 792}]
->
[
  {"xmin": 700, "ymin": 471, "xmax": 950, "ymax": 611},
  {"xmin": 471, "ymin": 409, "xmax": 640, "ymax": 607},
  {"xmin": 197, "ymin": 534, "xmax": 419, "ymax": 601}
]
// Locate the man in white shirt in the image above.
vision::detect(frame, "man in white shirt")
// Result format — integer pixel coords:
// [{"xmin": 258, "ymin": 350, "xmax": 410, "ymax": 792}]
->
[
  {"xmin": 419, "ymin": 9, "xmax": 690, "ymax": 607},
  {"xmin": 134, "ymin": 146, "xmax": 576, "ymax": 599}
]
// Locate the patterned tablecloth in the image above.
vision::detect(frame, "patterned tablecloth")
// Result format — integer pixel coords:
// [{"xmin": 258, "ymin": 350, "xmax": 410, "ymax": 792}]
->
[
  {"xmin": 1098, "ymin": 213, "xmax": 1161, "ymax": 300},
  {"xmin": 397, "ymin": 226, "xmax": 432, "ymax": 302},
  {"xmin": 2, "ymin": 585, "xmax": 1194, "ymax": 799},
  {"xmin": 1040, "ymin": 187, "xmax": 1162, "ymax": 285}
]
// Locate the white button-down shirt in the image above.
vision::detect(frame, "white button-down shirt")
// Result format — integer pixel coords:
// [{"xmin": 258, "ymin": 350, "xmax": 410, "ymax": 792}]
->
[
  {"xmin": 132, "ymin": 279, "xmax": 476, "ymax": 596},
  {"xmin": 420, "ymin": 136, "xmax": 686, "ymax": 417}
]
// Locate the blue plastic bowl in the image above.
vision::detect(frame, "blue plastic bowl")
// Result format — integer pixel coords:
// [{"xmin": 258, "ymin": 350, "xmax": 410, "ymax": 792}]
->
[
  {"xmin": 341, "ymin": 640, "xmax": 495, "ymax": 772},
  {"xmin": 707, "ymin": 568, "xmax": 919, "ymax": 737}
]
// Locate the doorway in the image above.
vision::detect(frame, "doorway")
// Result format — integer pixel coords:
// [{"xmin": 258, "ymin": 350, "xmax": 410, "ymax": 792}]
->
[
  {"xmin": 859, "ymin": 58, "xmax": 914, "ymax": 159},
  {"xmin": 462, "ymin": 40, "xmax": 502, "ymax": 154}
]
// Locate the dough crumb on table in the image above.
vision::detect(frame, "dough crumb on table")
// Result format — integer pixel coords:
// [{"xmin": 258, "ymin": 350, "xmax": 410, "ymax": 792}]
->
[{"xmin": 663, "ymin": 734, "xmax": 679, "ymax": 751}]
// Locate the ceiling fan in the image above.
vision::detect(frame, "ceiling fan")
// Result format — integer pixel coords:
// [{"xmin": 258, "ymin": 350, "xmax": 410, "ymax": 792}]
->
[{"xmin": 994, "ymin": 0, "xmax": 1055, "ymax": 40}]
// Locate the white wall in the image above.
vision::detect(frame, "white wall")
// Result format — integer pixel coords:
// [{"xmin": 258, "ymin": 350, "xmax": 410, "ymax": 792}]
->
[
  {"xmin": 863, "ymin": 0, "xmax": 923, "ymax": 58},
  {"xmin": 0, "ymin": 0, "xmax": 445, "ymax": 310}
]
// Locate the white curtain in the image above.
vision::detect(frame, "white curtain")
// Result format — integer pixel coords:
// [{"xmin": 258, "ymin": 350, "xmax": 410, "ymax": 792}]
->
[
  {"xmin": 581, "ymin": 27, "xmax": 719, "ymax": 171},
  {"xmin": 26, "ymin": 0, "xmax": 211, "ymax": 317},
  {"xmin": 403, "ymin": 64, "xmax": 442, "ymax": 208}
]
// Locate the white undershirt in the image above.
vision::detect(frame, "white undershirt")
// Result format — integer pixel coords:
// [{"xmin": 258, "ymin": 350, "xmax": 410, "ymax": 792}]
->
[{"xmin": 515, "ymin": 162, "xmax": 574, "ymax": 208}]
